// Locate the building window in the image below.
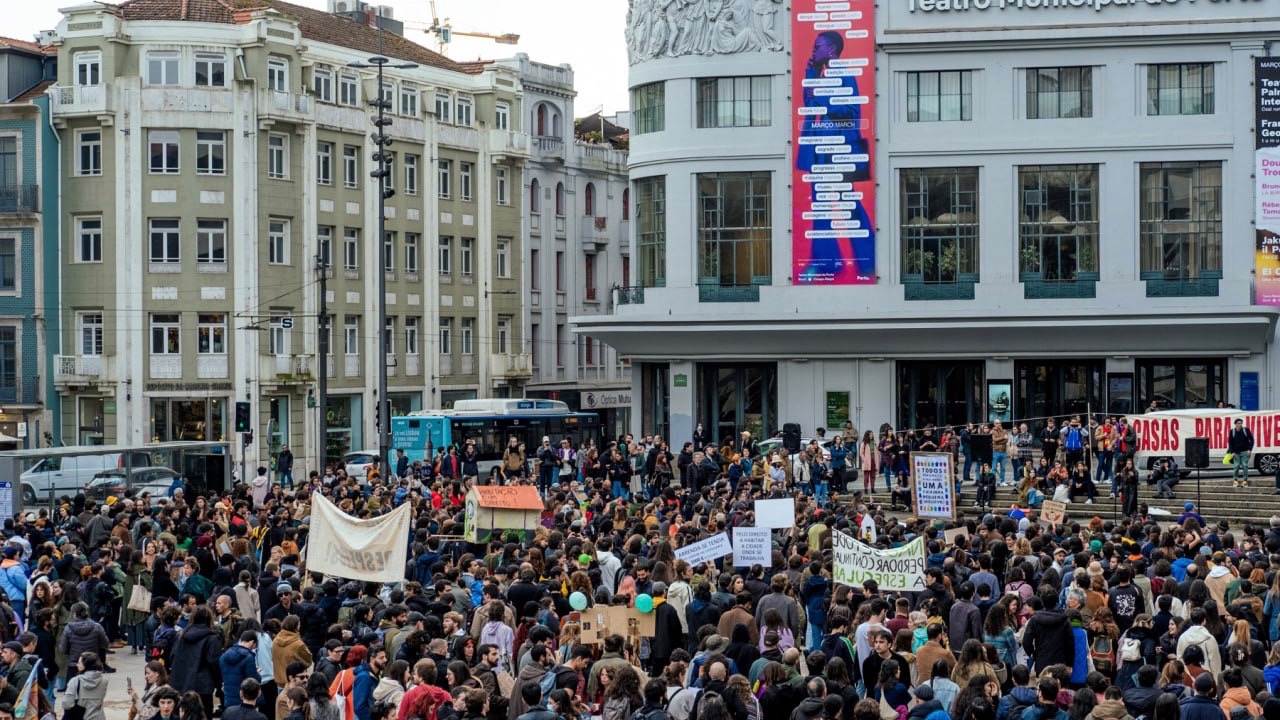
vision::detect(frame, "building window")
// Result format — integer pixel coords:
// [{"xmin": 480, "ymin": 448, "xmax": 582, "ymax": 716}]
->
[
  {"xmin": 197, "ymin": 313, "xmax": 226, "ymax": 354},
  {"xmin": 495, "ymin": 102, "xmax": 510, "ymax": 130},
  {"xmin": 267, "ymin": 57, "xmax": 289, "ymax": 92},
  {"xmin": 405, "ymin": 317, "xmax": 419, "ymax": 355},
  {"xmin": 384, "ymin": 317, "xmax": 395, "ymax": 355},
  {"xmin": 1018, "ymin": 164, "xmax": 1099, "ymax": 281},
  {"xmin": 75, "ymin": 51, "xmax": 101, "ymax": 87},
  {"xmin": 696, "ymin": 172, "xmax": 771, "ymax": 290},
  {"xmin": 1139, "ymin": 161, "xmax": 1222, "ymax": 280},
  {"xmin": 400, "ymin": 84, "xmax": 419, "ymax": 117},
  {"xmin": 1138, "ymin": 359, "xmax": 1225, "ymax": 410},
  {"xmin": 148, "ymin": 130, "xmax": 179, "ymax": 174},
  {"xmin": 460, "ymin": 237, "xmax": 473, "ymax": 277},
  {"xmin": 696, "ymin": 76, "xmax": 771, "ymax": 128},
  {"xmin": 317, "ymin": 141, "xmax": 333, "ymax": 185},
  {"xmin": 555, "ymin": 251, "xmax": 565, "ymax": 291},
  {"xmin": 150, "ymin": 314, "xmax": 181, "ymax": 354},
  {"xmin": 530, "ymin": 248, "xmax": 540, "ymax": 290},
  {"xmin": 344, "ymin": 315, "xmax": 360, "ymax": 355},
  {"xmin": 906, "ymin": 70, "xmax": 973, "ymax": 122},
  {"xmin": 383, "ymin": 231, "xmax": 395, "ymax": 273},
  {"xmin": 584, "ymin": 183, "xmax": 596, "ymax": 216},
  {"xmin": 1147, "ymin": 63, "xmax": 1215, "ymax": 116},
  {"xmin": 555, "ymin": 182, "xmax": 565, "ymax": 217},
  {"xmin": 269, "ymin": 313, "xmax": 290, "ymax": 355},
  {"xmin": 439, "ymin": 236, "xmax": 452, "ymax": 275},
  {"xmin": 496, "ymin": 238, "xmax": 511, "ymax": 278},
  {"xmin": 900, "ymin": 167, "xmax": 979, "ymax": 292},
  {"xmin": 556, "ymin": 324, "xmax": 566, "ymax": 367},
  {"xmin": 338, "ymin": 73, "xmax": 359, "ymax": 106},
  {"xmin": 0, "ymin": 238, "xmax": 14, "ymax": 291},
  {"xmin": 455, "ymin": 96, "xmax": 473, "ymax": 126},
  {"xmin": 149, "ymin": 218, "xmax": 180, "ymax": 264},
  {"xmin": 318, "ymin": 226, "xmax": 333, "ymax": 268},
  {"xmin": 404, "ymin": 154, "xmax": 419, "ymax": 194},
  {"xmin": 196, "ymin": 131, "xmax": 226, "ymax": 175},
  {"xmin": 145, "ymin": 51, "xmax": 179, "ymax": 86},
  {"xmin": 437, "ymin": 160, "xmax": 451, "ymax": 198},
  {"xmin": 584, "ymin": 252, "xmax": 597, "ymax": 300},
  {"xmin": 76, "ymin": 217, "xmax": 102, "ymax": 263},
  {"xmin": 529, "ymin": 178, "xmax": 541, "ymax": 214},
  {"xmin": 78, "ymin": 312, "xmax": 103, "ymax": 356},
  {"xmin": 267, "ymin": 134, "xmax": 289, "ymax": 179},
  {"xmin": 493, "ymin": 316, "xmax": 510, "ymax": 354},
  {"xmin": 268, "ymin": 218, "xmax": 290, "ymax": 265},
  {"xmin": 77, "ymin": 130, "xmax": 102, "ymax": 176},
  {"xmin": 439, "ymin": 318, "xmax": 452, "ymax": 355},
  {"xmin": 343, "ymin": 145, "xmax": 359, "ymax": 188},
  {"xmin": 343, "ymin": 228, "xmax": 359, "ymax": 270},
  {"xmin": 623, "ymin": 188, "xmax": 630, "ymax": 220},
  {"xmin": 405, "ymin": 232, "xmax": 419, "ymax": 274},
  {"xmin": 1026, "ymin": 67, "xmax": 1093, "ymax": 119},
  {"xmin": 461, "ymin": 317, "xmax": 474, "ymax": 355},
  {"xmin": 379, "ymin": 80, "xmax": 395, "ymax": 106},
  {"xmin": 496, "ymin": 166, "xmax": 509, "ymax": 205},
  {"xmin": 196, "ymin": 219, "xmax": 227, "ymax": 265},
  {"xmin": 460, "ymin": 162, "xmax": 473, "ymax": 201},
  {"xmin": 435, "ymin": 92, "xmax": 452, "ymax": 123},
  {"xmin": 632, "ymin": 82, "xmax": 665, "ymax": 134},
  {"xmin": 313, "ymin": 65, "xmax": 333, "ymax": 102},
  {"xmin": 194, "ymin": 53, "xmax": 226, "ymax": 87},
  {"xmin": 635, "ymin": 176, "xmax": 666, "ymax": 287}
]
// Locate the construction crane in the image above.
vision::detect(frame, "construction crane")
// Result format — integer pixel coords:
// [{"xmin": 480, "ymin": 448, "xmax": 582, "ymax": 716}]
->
[{"xmin": 426, "ymin": 0, "xmax": 519, "ymax": 53}]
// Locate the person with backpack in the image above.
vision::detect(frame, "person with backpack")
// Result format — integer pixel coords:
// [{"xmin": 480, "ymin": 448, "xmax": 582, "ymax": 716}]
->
[
  {"xmin": 630, "ymin": 680, "xmax": 673, "ymax": 720},
  {"xmin": 1229, "ymin": 417, "xmax": 1255, "ymax": 488},
  {"xmin": 998, "ymin": 665, "xmax": 1039, "ymax": 720},
  {"xmin": 1061, "ymin": 417, "xmax": 1087, "ymax": 472}
]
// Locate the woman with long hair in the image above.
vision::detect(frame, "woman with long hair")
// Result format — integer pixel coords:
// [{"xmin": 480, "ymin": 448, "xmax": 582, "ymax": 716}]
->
[
  {"xmin": 1152, "ymin": 693, "xmax": 1181, "ymax": 720},
  {"xmin": 600, "ymin": 665, "xmax": 642, "ymax": 720},
  {"xmin": 1160, "ymin": 660, "xmax": 1190, "ymax": 699},
  {"xmin": 951, "ymin": 639, "xmax": 997, "ymax": 688},
  {"xmin": 871, "ymin": 659, "xmax": 911, "ymax": 709},
  {"xmin": 372, "ymin": 659, "xmax": 410, "ymax": 718},
  {"xmin": 983, "ymin": 604, "xmax": 1018, "ymax": 669},
  {"xmin": 1227, "ymin": 619, "xmax": 1266, "ymax": 670},
  {"xmin": 860, "ymin": 430, "xmax": 878, "ymax": 494},
  {"xmin": 307, "ymin": 673, "xmax": 341, "ymax": 720},
  {"xmin": 758, "ymin": 608, "xmax": 793, "ymax": 653},
  {"xmin": 727, "ymin": 675, "xmax": 760, "ymax": 720},
  {"xmin": 925, "ymin": 658, "xmax": 961, "ymax": 714},
  {"xmin": 62, "ymin": 652, "xmax": 108, "ymax": 720},
  {"xmin": 128, "ymin": 662, "xmax": 171, "ymax": 720}
]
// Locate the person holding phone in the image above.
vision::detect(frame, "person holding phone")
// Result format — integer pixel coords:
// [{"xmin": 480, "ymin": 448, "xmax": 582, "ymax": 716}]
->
[{"xmin": 128, "ymin": 662, "xmax": 171, "ymax": 720}]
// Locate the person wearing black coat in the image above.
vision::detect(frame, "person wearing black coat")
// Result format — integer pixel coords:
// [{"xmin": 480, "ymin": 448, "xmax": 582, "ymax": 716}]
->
[
  {"xmin": 685, "ymin": 586, "xmax": 721, "ymax": 654},
  {"xmin": 1021, "ymin": 591, "xmax": 1075, "ymax": 673},
  {"xmin": 168, "ymin": 607, "xmax": 223, "ymax": 719},
  {"xmin": 649, "ymin": 583, "xmax": 685, "ymax": 676}
]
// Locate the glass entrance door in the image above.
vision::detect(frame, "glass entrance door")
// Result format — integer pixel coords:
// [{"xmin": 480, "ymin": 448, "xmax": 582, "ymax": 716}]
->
[
  {"xmin": 698, "ymin": 363, "xmax": 777, "ymax": 447},
  {"xmin": 896, "ymin": 361, "xmax": 983, "ymax": 430}
]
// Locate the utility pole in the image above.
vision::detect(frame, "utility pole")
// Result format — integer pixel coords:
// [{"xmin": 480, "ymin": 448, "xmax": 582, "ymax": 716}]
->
[
  {"xmin": 316, "ymin": 253, "xmax": 329, "ymax": 473},
  {"xmin": 350, "ymin": 15, "xmax": 417, "ymax": 471}
]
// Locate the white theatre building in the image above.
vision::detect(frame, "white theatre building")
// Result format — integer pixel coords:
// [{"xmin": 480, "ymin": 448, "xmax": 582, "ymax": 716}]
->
[{"xmin": 575, "ymin": 0, "xmax": 1280, "ymax": 446}]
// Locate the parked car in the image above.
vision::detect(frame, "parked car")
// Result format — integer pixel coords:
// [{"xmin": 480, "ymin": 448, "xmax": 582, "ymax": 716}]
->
[
  {"xmin": 755, "ymin": 437, "xmax": 835, "ymax": 462},
  {"xmin": 21, "ymin": 451, "xmax": 152, "ymax": 505},
  {"xmin": 342, "ymin": 450, "xmax": 381, "ymax": 479},
  {"xmin": 84, "ymin": 467, "xmax": 184, "ymax": 502}
]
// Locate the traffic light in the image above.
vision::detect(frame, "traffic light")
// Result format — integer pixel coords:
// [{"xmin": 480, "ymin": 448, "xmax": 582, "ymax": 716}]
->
[{"xmin": 234, "ymin": 402, "xmax": 251, "ymax": 433}]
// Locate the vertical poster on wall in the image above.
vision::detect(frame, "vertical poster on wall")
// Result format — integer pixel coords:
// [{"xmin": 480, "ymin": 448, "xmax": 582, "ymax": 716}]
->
[
  {"xmin": 792, "ymin": 0, "xmax": 876, "ymax": 285},
  {"xmin": 825, "ymin": 391, "xmax": 850, "ymax": 428},
  {"xmin": 986, "ymin": 381, "xmax": 1012, "ymax": 424},
  {"xmin": 1255, "ymin": 57, "xmax": 1280, "ymax": 305}
]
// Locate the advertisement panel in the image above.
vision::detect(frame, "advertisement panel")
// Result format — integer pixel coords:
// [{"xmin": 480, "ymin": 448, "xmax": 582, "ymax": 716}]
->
[
  {"xmin": 792, "ymin": 0, "xmax": 876, "ymax": 285},
  {"xmin": 1257, "ymin": 57, "xmax": 1280, "ymax": 306}
]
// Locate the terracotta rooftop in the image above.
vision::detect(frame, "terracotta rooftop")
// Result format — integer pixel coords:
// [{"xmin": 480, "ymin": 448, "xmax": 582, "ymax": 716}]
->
[
  {"xmin": 116, "ymin": 0, "xmax": 474, "ymax": 73},
  {"xmin": 11, "ymin": 80, "xmax": 55, "ymax": 104},
  {"xmin": 0, "ymin": 36, "xmax": 56, "ymax": 56}
]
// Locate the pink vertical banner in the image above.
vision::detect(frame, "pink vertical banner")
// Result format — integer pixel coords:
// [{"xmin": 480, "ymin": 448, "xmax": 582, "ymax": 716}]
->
[{"xmin": 792, "ymin": 0, "xmax": 876, "ymax": 285}]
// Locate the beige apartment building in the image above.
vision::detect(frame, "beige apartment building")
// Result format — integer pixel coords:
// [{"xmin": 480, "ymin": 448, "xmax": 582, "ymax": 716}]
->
[{"xmin": 48, "ymin": 0, "xmax": 529, "ymax": 475}]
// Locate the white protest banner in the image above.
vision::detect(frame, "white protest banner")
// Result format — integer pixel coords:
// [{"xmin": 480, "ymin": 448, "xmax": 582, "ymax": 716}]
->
[
  {"xmin": 754, "ymin": 498, "xmax": 796, "ymax": 528},
  {"xmin": 675, "ymin": 532, "xmax": 733, "ymax": 566},
  {"xmin": 911, "ymin": 452, "xmax": 956, "ymax": 520},
  {"xmin": 306, "ymin": 492, "xmax": 412, "ymax": 583},
  {"xmin": 1041, "ymin": 500, "xmax": 1067, "ymax": 525},
  {"xmin": 832, "ymin": 531, "xmax": 926, "ymax": 591},
  {"xmin": 732, "ymin": 527, "xmax": 772, "ymax": 567}
]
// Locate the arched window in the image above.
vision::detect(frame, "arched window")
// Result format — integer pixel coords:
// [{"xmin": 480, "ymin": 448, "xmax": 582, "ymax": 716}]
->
[
  {"xmin": 584, "ymin": 183, "xmax": 596, "ymax": 217},
  {"xmin": 555, "ymin": 182, "xmax": 565, "ymax": 217},
  {"xmin": 530, "ymin": 178, "xmax": 540, "ymax": 213},
  {"xmin": 622, "ymin": 187, "xmax": 630, "ymax": 220},
  {"xmin": 536, "ymin": 104, "xmax": 547, "ymax": 136}
]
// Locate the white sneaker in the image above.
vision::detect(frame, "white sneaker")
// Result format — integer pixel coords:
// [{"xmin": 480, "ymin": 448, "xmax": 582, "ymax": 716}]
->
[{"xmin": 1086, "ymin": 499, "xmax": 1093, "ymax": 504}]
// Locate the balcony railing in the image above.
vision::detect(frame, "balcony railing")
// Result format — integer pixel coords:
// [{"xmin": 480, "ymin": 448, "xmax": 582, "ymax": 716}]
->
[
  {"xmin": 55, "ymin": 354, "xmax": 114, "ymax": 385},
  {"xmin": 0, "ymin": 185, "xmax": 38, "ymax": 214},
  {"xmin": 490, "ymin": 353, "xmax": 533, "ymax": 380},
  {"xmin": 261, "ymin": 354, "xmax": 314, "ymax": 383},
  {"xmin": 0, "ymin": 377, "xmax": 39, "ymax": 405},
  {"xmin": 1020, "ymin": 271, "xmax": 1098, "ymax": 299},
  {"xmin": 698, "ymin": 279, "xmax": 767, "ymax": 303},
  {"xmin": 259, "ymin": 89, "xmax": 312, "ymax": 122},
  {"xmin": 614, "ymin": 285, "xmax": 645, "ymax": 305},
  {"xmin": 51, "ymin": 84, "xmax": 110, "ymax": 115},
  {"xmin": 903, "ymin": 273, "xmax": 978, "ymax": 301},
  {"xmin": 533, "ymin": 136, "xmax": 564, "ymax": 160},
  {"xmin": 1142, "ymin": 269, "xmax": 1222, "ymax": 298}
]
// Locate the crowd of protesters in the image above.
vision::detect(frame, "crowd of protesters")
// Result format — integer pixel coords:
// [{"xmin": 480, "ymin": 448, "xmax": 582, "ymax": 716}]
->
[{"xmin": 0, "ymin": 413, "xmax": 1278, "ymax": 720}]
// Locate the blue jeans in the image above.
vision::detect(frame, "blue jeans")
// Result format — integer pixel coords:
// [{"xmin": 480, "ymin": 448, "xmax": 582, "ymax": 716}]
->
[
  {"xmin": 277, "ymin": 470, "xmax": 293, "ymax": 488},
  {"xmin": 1234, "ymin": 451, "xmax": 1251, "ymax": 482},
  {"xmin": 963, "ymin": 452, "xmax": 974, "ymax": 481},
  {"xmin": 993, "ymin": 452, "xmax": 1007, "ymax": 483},
  {"xmin": 807, "ymin": 622, "xmax": 823, "ymax": 650},
  {"xmin": 882, "ymin": 463, "xmax": 894, "ymax": 489},
  {"xmin": 815, "ymin": 479, "xmax": 829, "ymax": 505},
  {"xmin": 1095, "ymin": 451, "xmax": 1113, "ymax": 491},
  {"xmin": 611, "ymin": 480, "xmax": 628, "ymax": 500}
]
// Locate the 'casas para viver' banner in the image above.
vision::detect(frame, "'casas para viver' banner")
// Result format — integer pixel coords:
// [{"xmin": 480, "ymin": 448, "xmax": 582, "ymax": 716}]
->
[
  {"xmin": 1256, "ymin": 57, "xmax": 1280, "ymax": 305},
  {"xmin": 832, "ymin": 532, "xmax": 925, "ymax": 591},
  {"xmin": 792, "ymin": 0, "xmax": 876, "ymax": 285},
  {"xmin": 307, "ymin": 492, "xmax": 411, "ymax": 583}
]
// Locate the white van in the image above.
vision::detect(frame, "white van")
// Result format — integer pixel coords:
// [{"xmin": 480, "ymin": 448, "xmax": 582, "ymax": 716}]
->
[{"xmin": 20, "ymin": 452, "xmax": 152, "ymax": 504}]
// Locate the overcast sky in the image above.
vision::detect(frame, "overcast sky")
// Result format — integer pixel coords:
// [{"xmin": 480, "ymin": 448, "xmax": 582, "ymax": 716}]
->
[{"xmin": 7, "ymin": 0, "xmax": 630, "ymax": 114}]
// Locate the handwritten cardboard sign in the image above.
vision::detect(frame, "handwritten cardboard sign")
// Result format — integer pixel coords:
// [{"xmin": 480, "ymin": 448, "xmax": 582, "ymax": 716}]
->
[
  {"xmin": 1041, "ymin": 500, "xmax": 1066, "ymax": 525},
  {"xmin": 472, "ymin": 485, "xmax": 543, "ymax": 510},
  {"xmin": 675, "ymin": 532, "xmax": 733, "ymax": 566}
]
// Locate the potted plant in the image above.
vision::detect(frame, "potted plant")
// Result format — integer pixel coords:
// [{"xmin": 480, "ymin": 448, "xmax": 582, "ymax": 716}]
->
[
  {"xmin": 905, "ymin": 248, "xmax": 935, "ymax": 281},
  {"xmin": 1019, "ymin": 243, "xmax": 1041, "ymax": 280}
]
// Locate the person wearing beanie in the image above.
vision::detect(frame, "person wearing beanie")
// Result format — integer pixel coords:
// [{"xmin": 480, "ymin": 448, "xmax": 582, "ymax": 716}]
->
[{"xmin": 907, "ymin": 684, "xmax": 943, "ymax": 720}]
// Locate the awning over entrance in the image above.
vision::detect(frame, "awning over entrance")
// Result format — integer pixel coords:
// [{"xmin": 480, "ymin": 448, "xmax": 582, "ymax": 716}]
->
[{"xmin": 573, "ymin": 308, "xmax": 1278, "ymax": 360}]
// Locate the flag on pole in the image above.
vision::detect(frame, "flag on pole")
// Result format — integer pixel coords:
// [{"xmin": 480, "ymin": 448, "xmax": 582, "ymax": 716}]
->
[{"xmin": 13, "ymin": 659, "xmax": 40, "ymax": 720}]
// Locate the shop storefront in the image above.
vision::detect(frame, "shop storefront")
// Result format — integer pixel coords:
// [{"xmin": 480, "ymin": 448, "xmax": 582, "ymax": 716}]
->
[
  {"xmin": 150, "ymin": 397, "xmax": 227, "ymax": 442},
  {"xmin": 324, "ymin": 394, "xmax": 362, "ymax": 461}
]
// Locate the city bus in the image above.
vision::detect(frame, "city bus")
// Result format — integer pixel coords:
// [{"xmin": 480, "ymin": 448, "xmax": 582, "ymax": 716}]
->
[{"xmin": 389, "ymin": 399, "xmax": 602, "ymax": 474}]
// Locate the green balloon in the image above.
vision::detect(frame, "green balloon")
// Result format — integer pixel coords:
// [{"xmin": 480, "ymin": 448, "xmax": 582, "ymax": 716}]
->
[
  {"xmin": 635, "ymin": 593, "xmax": 654, "ymax": 613},
  {"xmin": 579, "ymin": 553, "xmax": 593, "ymax": 565}
]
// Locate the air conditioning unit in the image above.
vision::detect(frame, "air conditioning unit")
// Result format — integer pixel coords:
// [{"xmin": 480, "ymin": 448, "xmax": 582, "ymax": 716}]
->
[{"xmin": 376, "ymin": 5, "xmax": 395, "ymax": 18}]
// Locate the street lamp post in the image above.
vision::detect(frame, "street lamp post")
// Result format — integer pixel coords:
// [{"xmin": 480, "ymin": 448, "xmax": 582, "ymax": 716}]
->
[{"xmin": 349, "ymin": 49, "xmax": 417, "ymax": 471}]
